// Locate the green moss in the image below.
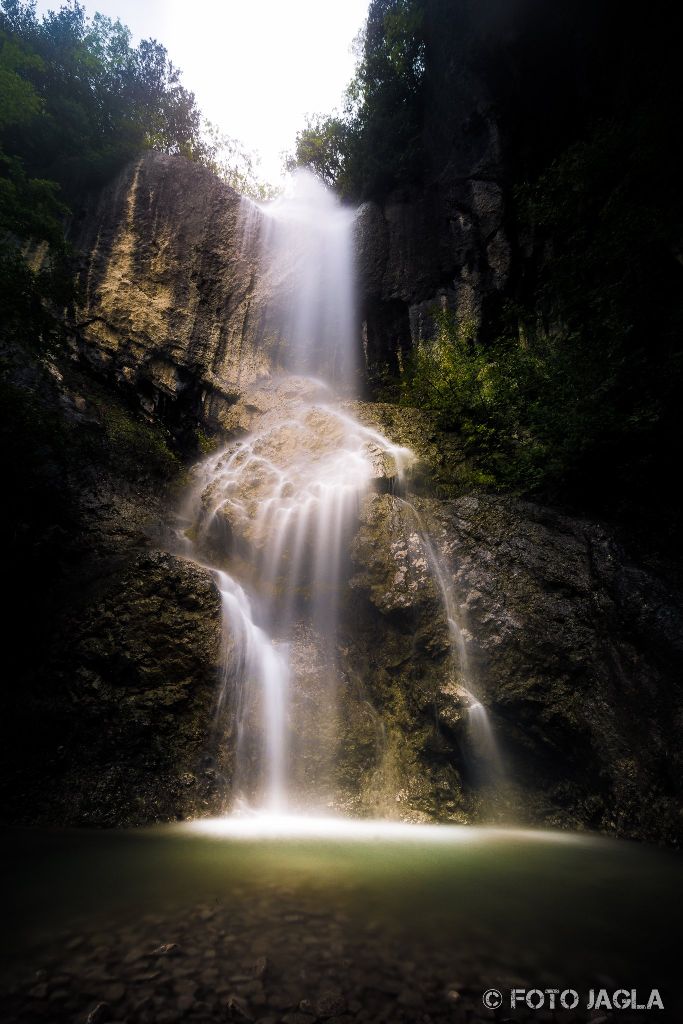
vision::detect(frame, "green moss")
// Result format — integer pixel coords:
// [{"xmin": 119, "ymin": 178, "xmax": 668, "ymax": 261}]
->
[
  {"xmin": 98, "ymin": 401, "xmax": 180, "ymax": 479},
  {"xmin": 195, "ymin": 428, "xmax": 219, "ymax": 457}
]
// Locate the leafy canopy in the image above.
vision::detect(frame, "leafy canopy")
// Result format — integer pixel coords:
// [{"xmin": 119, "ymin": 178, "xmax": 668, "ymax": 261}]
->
[
  {"xmin": 289, "ymin": 0, "xmax": 426, "ymax": 200},
  {"xmin": 0, "ymin": 0, "xmax": 274, "ymax": 347}
]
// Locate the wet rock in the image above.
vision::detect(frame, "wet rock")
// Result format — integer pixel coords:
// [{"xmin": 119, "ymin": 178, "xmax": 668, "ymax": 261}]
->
[
  {"xmin": 397, "ymin": 988, "xmax": 424, "ymax": 1008},
  {"xmin": 70, "ymin": 154, "xmax": 273, "ymax": 418},
  {"xmin": 339, "ymin": 482, "xmax": 683, "ymax": 839},
  {"xmin": 268, "ymin": 989, "xmax": 300, "ymax": 1010},
  {"xmin": 250, "ymin": 955, "xmax": 268, "ymax": 980},
  {"xmin": 0, "ymin": 342, "xmax": 227, "ymax": 830},
  {"xmin": 102, "ymin": 983, "xmax": 125, "ymax": 1003},
  {"xmin": 316, "ymin": 991, "xmax": 347, "ymax": 1018},
  {"xmin": 85, "ymin": 1003, "xmax": 112, "ymax": 1024},
  {"xmin": 173, "ymin": 978, "xmax": 198, "ymax": 997},
  {"xmin": 225, "ymin": 993, "xmax": 255, "ymax": 1020},
  {"xmin": 122, "ymin": 947, "xmax": 148, "ymax": 965},
  {"xmin": 153, "ymin": 943, "xmax": 183, "ymax": 957}
]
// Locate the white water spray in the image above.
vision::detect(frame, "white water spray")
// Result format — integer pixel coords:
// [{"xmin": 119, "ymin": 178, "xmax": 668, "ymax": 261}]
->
[
  {"xmin": 214, "ymin": 571, "xmax": 289, "ymax": 810},
  {"xmin": 240, "ymin": 170, "xmax": 358, "ymax": 390},
  {"xmin": 180, "ymin": 170, "xmax": 502, "ymax": 814},
  {"xmin": 395, "ymin": 498, "xmax": 504, "ymax": 786}
]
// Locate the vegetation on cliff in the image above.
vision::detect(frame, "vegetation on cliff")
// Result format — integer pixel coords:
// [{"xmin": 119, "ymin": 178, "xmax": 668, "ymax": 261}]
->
[
  {"xmin": 290, "ymin": 0, "xmax": 426, "ymax": 200},
  {"xmin": 1, "ymin": 0, "xmax": 202, "ymax": 339},
  {"xmin": 403, "ymin": 106, "xmax": 683, "ymax": 531},
  {"xmin": 0, "ymin": 0, "xmax": 273, "ymax": 353},
  {"xmin": 294, "ymin": 0, "xmax": 683, "ymax": 537}
]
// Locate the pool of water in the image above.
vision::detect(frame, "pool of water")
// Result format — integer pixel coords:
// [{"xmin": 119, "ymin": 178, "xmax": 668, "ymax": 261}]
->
[{"xmin": 1, "ymin": 819, "xmax": 680, "ymax": 1022}]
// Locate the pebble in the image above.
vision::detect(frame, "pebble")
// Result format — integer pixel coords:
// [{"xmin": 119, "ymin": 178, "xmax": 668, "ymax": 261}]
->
[
  {"xmin": 0, "ymin": 890, "xmax": 651, "ymax": 1024},
  {"xmin": 122, "ymin": 948, "xmax": 147, "ymax": 965},
  {"xmin": 173, "ymin": 977, "xmax": 197, "ymax": 994},
  {"xmin": 316, "ymin": 990, "xmax": 347, "ymax": 1017},
  {"xmin": 251, "ymin": 954, "xmax": 268, "ymax": 979},
  {"xmin": 152, "ymin": 943, "xmax": 181, "ymax": 957},
  {"xmin": 132, "ymin": 970, "xmax": 161, "ymax": 982},
  {"xmin": 85, "ymin": 1003, "xmax": 111, "ymax": 1024},
  {"xmin": 225, "ymin": 993, "xmax": 254, "ymax": 1020}
]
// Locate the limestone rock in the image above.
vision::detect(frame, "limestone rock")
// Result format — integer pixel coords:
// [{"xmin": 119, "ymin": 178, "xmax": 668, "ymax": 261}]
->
[
  {"xmin": 343, "ymin": 484, "xmax": 683, "ymax": 841},
  {"xmin": 70, "ymin": 153, "xmax": 279, "ymax": 435},
  {"xmin": 0, "ymin": 340, "xmax": 226, "ymax": 827}
]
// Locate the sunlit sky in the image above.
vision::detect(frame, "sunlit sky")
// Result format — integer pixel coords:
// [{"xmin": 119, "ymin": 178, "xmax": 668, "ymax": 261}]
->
[{"xmin": 35, "ymin": 0, "xmax": 369, "ymax": 184}]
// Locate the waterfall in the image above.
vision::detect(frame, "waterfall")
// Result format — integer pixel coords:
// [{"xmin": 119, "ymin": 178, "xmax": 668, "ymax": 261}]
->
[
  {"xmin": 214, "ymin": 571, "xmax": 289, "ymax": 811},
  {"xmin": 180, "ymin": 169, "xmax": 502, "ymax": 814},
  {"xmin": 396, "ymin": 499, "xmax": 504, "ymax": 787},
  {"xmin": 239, "ymin": 169, "xmax": 358, "ymax": 391}
]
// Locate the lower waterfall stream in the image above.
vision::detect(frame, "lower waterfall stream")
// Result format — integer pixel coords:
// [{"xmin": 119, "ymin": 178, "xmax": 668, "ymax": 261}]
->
[{"xmin": 178, "ymin": 171, "xmax": 501, "ymax": 816}]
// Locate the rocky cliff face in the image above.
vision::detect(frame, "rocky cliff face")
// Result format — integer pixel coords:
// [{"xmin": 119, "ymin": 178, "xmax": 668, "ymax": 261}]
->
[
  {"xmin": 355, "ymin": 0, "xmax": 511, "ymax": 378},
  {"xmin": 342, "ymin": 472, "xmax": 683, "ymax": 842},
  {"xmin": 4, "ymin": 150, "xmax": 681, "ymax": 843},
  {"xmin": 354, "ymin": 0, "xmax": 663, "ymax": 382},
  {"xmin": 0, "ymin": 340, "xmax": 226, "ymax": 826},
  {"xmin": 71, "ymin": 137, "xmax": 508, "ymax": 410},
  {"xmin": 69, "ymin": 153, "xmax": 288, "ymax": 443}
]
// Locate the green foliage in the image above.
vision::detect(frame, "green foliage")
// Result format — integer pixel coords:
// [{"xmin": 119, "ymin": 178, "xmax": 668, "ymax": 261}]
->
[
  {"xmin": 290, "ymin": 0, "xmax": 425, "ymax": 199},
  {"xmin": 288, "ymin": 113, "xmax": 352, "ymax": 191},
  {"xmin": 98, "ymin": 400, "xmax": 180, "ymax": 480},
  {"xmin": 202, "ymin": 122, "xmax": 279, "ymax": 201},
  {"xmin": 403, "ymin": 108, "xmax": 683, "ymax": 510},
  {"xmin": 0, "ymin": 0, "xmax": 261, "ymax": 347},
  {"xmin": 0, "ymin": 147, "xmax": 73, "ymax": 348},
  {"xmin": 0, "ymin": 246, "xmax": 72, "ymax": 347},
  {"xmin": 194, "ymin": 427, "xmax": 220, "ymax": 457},
  {"xmin": 402, "ymin": 308, "xmax": 543, "ymax": 489},
  {"xmin": 0, "ymin": 1, "xmax": 209, "ymax": 196},
  {"xmin": 0, "ymin": 28, "xmax": 43, "ymax": 131},
  {"xmin": 512, "ymin": 109, "xmax": 683, "ymax": 506}
]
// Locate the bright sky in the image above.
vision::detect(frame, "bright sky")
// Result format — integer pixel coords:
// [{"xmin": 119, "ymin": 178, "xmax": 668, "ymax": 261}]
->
[{"xmin": 35, "ymin": 0, "xmax": 369, "ymax": 184}]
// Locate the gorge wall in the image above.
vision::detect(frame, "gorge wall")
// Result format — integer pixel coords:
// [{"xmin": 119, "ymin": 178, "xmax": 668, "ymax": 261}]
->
[
  {"xmin": 355, "ymin": 0, "xmax": 680, "ymax": 391},
  {"xmin": 2, "ymin": 0, "xmax": 681, "ymax": 841}
]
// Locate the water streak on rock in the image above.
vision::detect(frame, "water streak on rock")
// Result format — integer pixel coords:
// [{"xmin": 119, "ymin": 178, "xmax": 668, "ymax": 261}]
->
[
  {"xmin": 395, "ymin": 497, "xmax": 504, "ymax": 786},
  {"xmin": 180, "ymin": 171, "xmax": 501, "ymax": 811}
]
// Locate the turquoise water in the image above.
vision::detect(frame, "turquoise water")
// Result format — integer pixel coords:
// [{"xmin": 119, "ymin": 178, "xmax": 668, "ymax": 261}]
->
[{"xmin": 1, "ymin": 822, "xmax": 681, "ymax": 1020}]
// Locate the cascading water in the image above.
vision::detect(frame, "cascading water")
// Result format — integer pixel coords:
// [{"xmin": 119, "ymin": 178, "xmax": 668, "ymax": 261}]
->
[
  {"xmin": 180, "ymin": 169, "xmax": 502, "ymax": 815},
  {"xmin": 239, "ymin": 171, "xmax": 358, "ymax": 390},
  {"xmin": 214, "ymin": 571, "xmax": 289, "ymax": 811},
  {"xmin": 395, "ymin": 500, "xmax": 504, "ymax": 786}
]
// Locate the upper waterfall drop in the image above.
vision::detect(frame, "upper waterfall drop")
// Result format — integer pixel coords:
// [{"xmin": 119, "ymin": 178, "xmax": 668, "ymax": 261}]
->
[
  {"xmin": 177, "ymin": 169, "xmax": 503, "ymax": 817},
  {"xmin": 240, "ymin": 169, "xmax": 358, "ymax": 393}
]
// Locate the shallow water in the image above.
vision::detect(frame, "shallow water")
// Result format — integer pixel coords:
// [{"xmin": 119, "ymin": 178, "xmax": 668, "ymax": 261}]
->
[{"xmin": 1, "ymin": 821, "xmax": 680, "ymax": 1022}]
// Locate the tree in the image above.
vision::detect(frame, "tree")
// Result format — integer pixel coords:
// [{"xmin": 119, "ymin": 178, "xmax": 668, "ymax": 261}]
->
[
  {"xmin": 290, "ymin": 0, "xmax": 426, "ymax": 200},
  {"xmin": 0, "ymin": 0, "xmax": 274, "ymax": 344}
]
